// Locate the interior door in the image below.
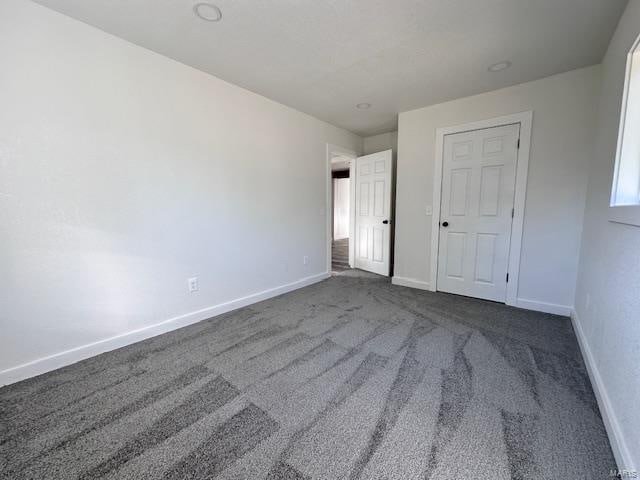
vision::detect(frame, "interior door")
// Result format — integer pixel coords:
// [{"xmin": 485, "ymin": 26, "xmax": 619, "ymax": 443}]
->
[
  {"xmin": 437, "ymin": 124, "xmax": 520, "ymax": 302},
  {"xmin": 354, "ymin": 150, "xmax": 392, "ymax": 276}
]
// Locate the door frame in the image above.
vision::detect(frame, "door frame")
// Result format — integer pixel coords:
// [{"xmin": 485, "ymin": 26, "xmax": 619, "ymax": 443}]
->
[
  {"xmin": 326, "ymin": 144, "xmax": 357, "ymax": 274},
  {"xmin": 429, "ymin": 111, "xmax": 533, "ymax": 306}
]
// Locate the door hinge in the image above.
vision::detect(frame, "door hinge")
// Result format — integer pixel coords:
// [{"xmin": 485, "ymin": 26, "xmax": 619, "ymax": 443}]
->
[
  {"xmin": 506, "ymin": 273, "xmax": 509, "ymax": 283},
  {"xmin": 517, "ymin": 138, "xmax": 521, "ymax": 149},
  {"xmin": 511, "ymin": 208, "xmax": 514, "ymax": 218}
]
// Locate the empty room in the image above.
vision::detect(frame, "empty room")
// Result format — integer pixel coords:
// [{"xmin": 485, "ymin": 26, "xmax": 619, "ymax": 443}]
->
[{"xmin": 1, "ymin": 1, "xmax": 639, "ymax": 479}]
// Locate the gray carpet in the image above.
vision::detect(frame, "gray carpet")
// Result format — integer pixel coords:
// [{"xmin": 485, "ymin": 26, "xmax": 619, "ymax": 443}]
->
[{"xmin": 0, "ymin": 275, "xmax": 615, "ymax": 479}]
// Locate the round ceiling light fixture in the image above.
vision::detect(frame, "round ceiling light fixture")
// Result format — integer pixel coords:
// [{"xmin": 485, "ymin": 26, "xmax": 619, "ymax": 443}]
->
[
  {"xmin": 488, "ymin": 61, "xmax": 512, "ymax": 72},
  {"xmin": 356, "ymin": 103, "xmax": 372, "ymax": 110},
  {"xmin": 193, "ymin": 2, "xmax": 222, "ymax": 22}
]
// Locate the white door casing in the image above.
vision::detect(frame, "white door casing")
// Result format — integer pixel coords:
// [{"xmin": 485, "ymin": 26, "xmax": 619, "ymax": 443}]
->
[
  {"xmin": 355, "ymin": 150, "xmax": 392, "ymax": 276},
  {"xmin": 437, "ymin": 124, "xmax": 520, "ymax": 302},
  {"xmin": 326, "ymin": 144, "xmax": 357, "ymax": 274}
]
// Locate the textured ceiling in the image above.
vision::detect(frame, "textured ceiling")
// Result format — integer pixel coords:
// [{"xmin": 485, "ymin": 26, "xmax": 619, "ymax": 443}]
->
[{"xmin": 33, "ymin": 0, "xmax": 628, "ymax": 136}]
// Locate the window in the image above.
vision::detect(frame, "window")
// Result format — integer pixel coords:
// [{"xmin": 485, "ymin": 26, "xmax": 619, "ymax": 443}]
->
[{"xmin": 611, "ymin": 33, "xmax": 640, "ymax": 226}]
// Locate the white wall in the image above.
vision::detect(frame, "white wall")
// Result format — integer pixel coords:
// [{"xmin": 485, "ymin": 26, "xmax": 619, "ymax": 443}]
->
[
  {"xmin": 363, "ymin": 131, "xmax": 398, "ymax": 155},
  {"xmin": 0, "ymin": 0, "xmax": 362, "ymax": 384},
  {"xmin": 394, "ymin": 66, "xmax": 601, "ymax": 314},
  {"xmin": 333, "ymin": 178, "xmax": 350, "ymax": 240},
  {"xmin": 574, "ymin": 0, "xmax": 640, "ymax": 470}
]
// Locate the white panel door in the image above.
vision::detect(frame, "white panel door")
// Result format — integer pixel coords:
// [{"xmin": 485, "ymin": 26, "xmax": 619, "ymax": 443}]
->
[
  {"xmin": 437, "ymin": 124, "xmax": 520, "ymax": 302},
  {"xmin": 354, "ymin": 150, "xmax": 392, "ymax": 276}
]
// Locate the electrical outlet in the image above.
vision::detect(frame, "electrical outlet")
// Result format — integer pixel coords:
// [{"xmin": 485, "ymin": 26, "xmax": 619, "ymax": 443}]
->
[
  {"xmin": 188, "ymin": 277, "xmax": 199, "ymax": 293},
  {"xmin": 303, "ymin": 256, "xmax": 309, "ymax": 265},
  {"xmin": 425, "ymin": 205, "xmax": 433, "ymax": 216}
]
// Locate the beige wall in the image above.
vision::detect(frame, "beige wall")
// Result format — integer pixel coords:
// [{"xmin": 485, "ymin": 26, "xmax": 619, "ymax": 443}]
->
[
  {"xmin": 0, "ymin": 0, "xmax": 362, "ymax": 383},
  {"xmin": 574, "ymin": 0, "xmax": 640, "ymax": 469},
  {"xmin": 395, "ymin": 66, "xmax": 601, "ymax": 313},
  {"xmin": 363, "ymin": 131, "xmax": 398, "ymax": 155}
]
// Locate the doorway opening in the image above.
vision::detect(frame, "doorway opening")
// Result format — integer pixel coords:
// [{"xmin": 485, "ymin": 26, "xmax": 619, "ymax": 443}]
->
[
  {"xmin": 326, "ymin": 145, "xmax": 357, "ymax": 275},
  {"xmin": 332, "ymin": 168, "xmax": 350, "ymax": 272},
  {"xmin": 326, "ymin": 144, "xmax": 395, "ymax": 277}
]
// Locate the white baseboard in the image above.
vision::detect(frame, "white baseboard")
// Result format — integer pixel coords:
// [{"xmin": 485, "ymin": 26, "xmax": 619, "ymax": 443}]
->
[
  {"xmin": 391, "ymin": 280, "xmax": 572, "ymax": 318},
  {"xmin": 0, "ymin": 272, "xmax": 330, "ymax": 387},
  {"xmin": 391, "ymin": 276, "xmax": 431, "ymax": 291},
  {"xmin": 571, "ymin": 309, "xmax": 634, "ymax": 471},
  {"xmin": 514, "ymin": 298, "xmax": 572, "ymax": 316}
]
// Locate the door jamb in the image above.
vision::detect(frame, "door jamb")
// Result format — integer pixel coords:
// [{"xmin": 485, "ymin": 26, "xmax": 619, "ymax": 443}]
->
[
  {"xmin": 326, "ymin": 144, "xmax": 358, "ymax": 274},
  {"xmin": 429, "ymin": 111, "xmax": 533, "ymax": 306}
]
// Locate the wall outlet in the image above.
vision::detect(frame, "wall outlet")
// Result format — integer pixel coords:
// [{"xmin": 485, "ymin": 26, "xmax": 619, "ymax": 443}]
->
[
  {"xmin": 303, "ymin": 256, "xmax": 309, "ymax": 265},
  {"xmin": 425, "ymin": 205, "xmax": 433, "ymax": 216},
  {"xmin": 188, "ymin": 277, "xmax": 199, "ymax": 293}
]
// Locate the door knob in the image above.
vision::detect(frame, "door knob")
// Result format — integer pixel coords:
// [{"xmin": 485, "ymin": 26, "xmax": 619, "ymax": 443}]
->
[
  {"xmin": 441, "ymin": 221, "xmax": 449, "ymax": 227},
  {"xmin": 382, "ymin": 220, "xmax": 389, "ymax": 224}
]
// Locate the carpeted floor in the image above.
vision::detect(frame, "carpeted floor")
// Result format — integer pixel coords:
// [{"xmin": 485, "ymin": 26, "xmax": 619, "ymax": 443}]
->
[
  {"xmin": 332, "ymin": 238, "xmax": 350, "ymax": 272},
  {"xmin": 0, "ymin": 274, "xmax": 615, "ymax": 479}
]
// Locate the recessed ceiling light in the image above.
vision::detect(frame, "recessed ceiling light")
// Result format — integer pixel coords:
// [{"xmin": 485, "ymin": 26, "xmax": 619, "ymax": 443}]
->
[
  {"xmin": 193, "ymin": 2, "xmax": 222, "ymax": 22},
  {"xmin": 356, "ymin": 103, "xmax": 371, "ymax": 110},
  {"xmin": 488, "ymin": 61, "xmax": 511, "ymax": 72}
]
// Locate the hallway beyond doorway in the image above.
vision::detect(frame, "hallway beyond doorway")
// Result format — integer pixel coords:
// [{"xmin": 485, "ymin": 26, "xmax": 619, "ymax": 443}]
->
[{"xmin": 332, "ymin": 238, "xmax": 349, "ymax": 272}]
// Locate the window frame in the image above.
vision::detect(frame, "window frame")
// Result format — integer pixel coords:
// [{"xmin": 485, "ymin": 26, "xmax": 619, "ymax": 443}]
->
[{"xmin": 610, "ymin": 33, "xmax": 640, "ymax": 227}]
